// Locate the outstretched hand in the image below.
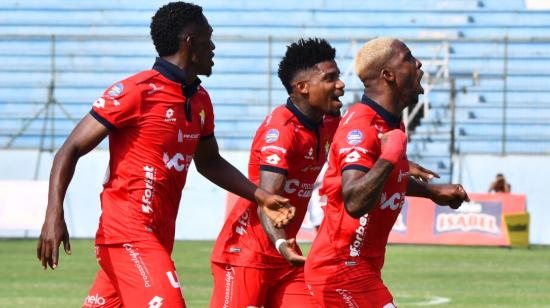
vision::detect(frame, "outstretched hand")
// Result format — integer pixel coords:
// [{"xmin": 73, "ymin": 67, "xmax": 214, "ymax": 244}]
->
[
  {"xmin": 431, "ymin": 184, "xmax": 470, "ymax": 209},
  {"xmin": 255, "ymin": 189, "xmax": 296, "ymax": 228},
  {"xmin": 409, "ymin": 160, "xmax": 440, "ymax": 182},
  {"xmin": 279, "ymin": 238, "xmax": 306, "ymax": 267},
  {"xmin": 36, "ymin": 215, "xmax": 71, "ymax": 270}
]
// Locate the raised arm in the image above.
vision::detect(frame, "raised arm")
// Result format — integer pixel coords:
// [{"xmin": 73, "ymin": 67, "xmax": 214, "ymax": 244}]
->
[
  {"xmin": 37, "ymin": 114, "xmax": 109, "ymax": 269},
  {"xmin": 194, "ymin": 136, "xmax": 294, "ymax": 227}
]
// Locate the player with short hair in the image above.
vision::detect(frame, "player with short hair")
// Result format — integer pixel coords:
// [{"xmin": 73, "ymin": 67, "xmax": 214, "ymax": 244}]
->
[
  {"xmin": 36, "ymin": 2, "xmax": 292, "ymax": 307},
  {"xmin": 210, "ymin": 38, "xmax": 344, "ymax": 307},
  {"xmin": 304, "ymin": 37, "xmax": 470, "ymax": 308}
]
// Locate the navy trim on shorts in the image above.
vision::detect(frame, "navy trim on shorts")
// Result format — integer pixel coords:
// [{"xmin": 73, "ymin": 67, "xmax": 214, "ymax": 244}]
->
[
  {"xmin": 260, "ymin": 165, "xmax": 288, "ymax": 177},
  {"xmin": 89, "ymin": 109, "xmax": 115, "ymax": 130}
]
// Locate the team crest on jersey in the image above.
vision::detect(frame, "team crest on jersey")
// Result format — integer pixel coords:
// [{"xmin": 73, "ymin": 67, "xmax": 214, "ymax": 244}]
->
[
  {"xmin": 107, "ymin": 83, "xmax": 124, "ymax": 97},
  {"xmin": 265, "ymin": 129, "xmax": 279, "ymax": 144},
  {"xmin": 346, "ymin": 130, "xmax": 364, "ymax": 145},
  {"xmin": 199, "ymin": 109, "xmax": 206, "ymax": 128}
]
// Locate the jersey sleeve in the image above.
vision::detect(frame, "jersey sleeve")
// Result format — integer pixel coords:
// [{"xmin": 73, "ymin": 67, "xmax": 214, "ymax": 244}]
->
[
  {"xmin": 198, "ymin": 88, "xmax": 215, "ymax": 139},
  {"xmin": 336, "ymin": 125, "xmax": 380, "ymax": 173},
  {"xmin": 90, "ymin": 80, "xmax": 141, "ymax": 129},
  {"xmin": 258, "ymin": 120, "xmax": 294, "ymax": 176}
]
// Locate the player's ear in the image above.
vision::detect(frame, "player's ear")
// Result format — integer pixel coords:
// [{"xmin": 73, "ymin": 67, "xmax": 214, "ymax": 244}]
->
[
  {"xmin": 381, "ymin": 68, "xmax": 395, "ymax": 83},
  {"xmin": 294, "ymin": 80, "xmax": 309, "ymax": 94}
]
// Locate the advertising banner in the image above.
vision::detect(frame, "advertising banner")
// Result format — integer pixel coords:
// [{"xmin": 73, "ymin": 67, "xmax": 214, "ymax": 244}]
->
[{"xmin": 388, "ymin": 193, "xmax": 526, "ymax": 246}]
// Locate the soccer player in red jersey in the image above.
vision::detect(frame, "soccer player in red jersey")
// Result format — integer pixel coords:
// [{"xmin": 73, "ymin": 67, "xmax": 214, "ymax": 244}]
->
[
  {"xmin": 210, "ymin": 38, "xmax": 344, "ymax": 307},
  {"xmin": 304, "ymin": 37, "xmax": 470, "ymax": 308},
  {"xmin": 36, "ymin": 2, "xmax": 293, "ymax": 307}
]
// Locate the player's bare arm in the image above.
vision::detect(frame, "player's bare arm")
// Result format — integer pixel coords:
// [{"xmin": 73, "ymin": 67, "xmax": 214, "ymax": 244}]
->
[
  {"xmin": 341, "ymin": 160, "xmax": 394, "ymax": 218},
  {"xmin": 406, "ymin": 177, "xmax": 470, "ymax": 209},
  {"xmin": 37, "ymin": 114, "xmax": 109, "ymax": 270},
  {"xmin": 194, "ymin": 136, "xmax": 294, "ymax": 226},
  {"xmin": 409, "ymin": 160, "xmax": 440, "ymax": 181},
  {"xmin": 257, "ymin": 170, "xmax": 304, "ymax": 266},
  {"xmin": 342, "ymin": 129, "xmax": 408, "ymax": 218}
]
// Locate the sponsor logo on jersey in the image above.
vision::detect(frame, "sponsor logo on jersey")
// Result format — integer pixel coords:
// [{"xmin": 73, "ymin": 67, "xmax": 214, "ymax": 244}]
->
[
  {"xmin": 224, "ymin": 265, "xmax": 235, "ymax": 306},
  {"xmin": 380, "ymin": 192, "xmax": 405, "ymax": 211},
  {"xmin": 84, "ymin": 293, "xmax": 106, "ymax": 306},
  {"xmin": 147, "ymin": 82, "xmax": 164, "ymax": 95},
  {"xmin": 335, "ymin": 289, "xmax": 358, "ymax": 307},
  {"xmin": 235, "ymin": 208, "xmax": 250, "ymax": 236},
  {"xmin": 165, "ymin": 108, "xmax": 176, "ymax": 122},
  {"xmin": 265, "ymin": 153, "xmax": 281, "ymax": 165},
  {"xmin": 304, "ymin": 147, "xmax": 314, "ymax": 160},
  {"xmin": 163, "ymin": 152, "xmax": 192, "ymax": 172},
  {"xmin": 344, "ymin": 150, "xmax": 361, "ymax": 163},
  {"xmin": 434, "ymin": 201, "xmax": 501, "ymax": 235},
  {"xmin": 346, "ymin": 130, "xmax": 364, "ymax": 145},
  {"xmin": 260, "ymin": 145, "xmax": 287, "ymax": 154},
  {"xmin": 398, "ymin": 169, "xmax": 409, "ymax": 183},
  {"xmin": 93, "ymin": 97, "xmax": 106, "ymax": 109},
  {"xmin": 392, "ymin": 201, "xmax": 409, "ymax": 233},
  {"xmin": 142, "ymin": 165, "xmax": 156, "ymax": 214},
  {"xmin": 350, "ymin": 212, "xmax": 369, "ymax": 257},
  {"xmin": 178, "ymin": 131, "xmax": 200, "ymax": 143},
  {"xmin": 284, "ymin": 179, "xmax": 314, "ymax": 198},
  {"xmin": 300, "ymin": 165, "xmax": 322, "ymax": 172},
  {"xmin": 166, "ymin": 271, "xmax": 180, "ymax": 288},
  {"xmin": 148, "ymin": 296, "xmax": 164, "ymax": 308},
  {"xmin": 107, "ymin": 83, "xmax": 124, "ymax": 97},
  {"xmin": 123, "ymin": 243, "xmax": 152, "ymax": 288},
  {"xmin": 264, "ymin": 129, "xmax": 280, "ymax": 144}
]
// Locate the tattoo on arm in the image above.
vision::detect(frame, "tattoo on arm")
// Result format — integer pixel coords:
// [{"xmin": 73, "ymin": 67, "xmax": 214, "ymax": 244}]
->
[{"xmin": 341, "ymin": 159, "xmax": 394, "ymax": 218}]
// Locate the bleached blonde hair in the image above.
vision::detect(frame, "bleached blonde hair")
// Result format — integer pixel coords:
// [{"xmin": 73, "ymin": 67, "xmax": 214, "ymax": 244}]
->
[{"xmin": 354, "ymin": 37, "xmax": 399, "ymax": 82}]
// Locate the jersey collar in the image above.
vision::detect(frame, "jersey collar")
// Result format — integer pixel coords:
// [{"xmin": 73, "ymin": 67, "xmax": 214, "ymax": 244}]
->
[
  {"xmin": 285, "ymin": 98, "xmax": 321, "ymax": 131},
  {"xmin": 152, "ymin": 57, "xmax": 202, "ymax": 99},
  {"xmin": 361, "ymin": 95, "xmax": 402, "ymax": 128}
]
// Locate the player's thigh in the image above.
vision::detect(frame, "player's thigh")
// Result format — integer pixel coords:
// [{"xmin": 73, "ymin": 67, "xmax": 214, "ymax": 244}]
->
[
  {"xmin": 308, "ymin": 278, "xmax": 396, "ymax": 308},
  {"xmin": 98, "ymin": 241, "xmax": 185, "ymax": 308},
  {"xmin": 210, "ymin": 262, "xmax": 268, "ymax": 308},
  {"xmin": 83, "ymin": 269, "xmax": 122, "ymax": 308},
  {"xmin": 265, "ymin": 267, "xmax": 318, "ymax": 308}
]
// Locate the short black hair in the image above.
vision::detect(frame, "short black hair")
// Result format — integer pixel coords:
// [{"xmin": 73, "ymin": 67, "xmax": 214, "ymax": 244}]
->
[
  {"xmin": 278, "ymin": 38, "xmax": 336, "ymax": 94},
  {"xmin": 150, "ymin": 2, "xmax": 206, "ymax": 57}
]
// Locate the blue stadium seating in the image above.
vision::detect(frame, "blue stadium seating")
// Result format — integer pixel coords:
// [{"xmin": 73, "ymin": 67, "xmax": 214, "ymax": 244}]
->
[{"xmin": 1, "ymin": 0, "xmax": 549, "ymax": 183}]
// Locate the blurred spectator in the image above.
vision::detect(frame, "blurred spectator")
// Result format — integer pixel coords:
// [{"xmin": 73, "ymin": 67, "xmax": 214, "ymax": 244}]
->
[{"xmin": 488, "ymin": 173, "xmax": 511, "ymax": 193}]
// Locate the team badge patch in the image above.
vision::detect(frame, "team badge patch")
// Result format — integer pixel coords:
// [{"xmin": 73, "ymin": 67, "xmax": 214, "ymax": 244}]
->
[
  {"xmin": 107, "ymin": 83, "xmax": 124, "ymax": 97},
  {"xmin": 265, "ymin": 129, "xmax": 279, "ymax": 144},
  {"xmin": 346, "ymin": 130, "xmax": 364, "ymax": 145}
]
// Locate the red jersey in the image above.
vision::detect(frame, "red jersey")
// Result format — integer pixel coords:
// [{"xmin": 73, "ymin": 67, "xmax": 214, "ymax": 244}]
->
[
  {"xmin": 90, "ymin": 58, "xmax": 215, "ymax": 253},
  {"xmin": 211, "ymin": 99, "xmax": 339, "ymax": 268},
  {"xmin": 305, "ymin": 95, "xmax": 409, "ymax": 284}
]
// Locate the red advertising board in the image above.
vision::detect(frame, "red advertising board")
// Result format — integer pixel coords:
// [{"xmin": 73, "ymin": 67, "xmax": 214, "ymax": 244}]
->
[{"xmin": 388, "ymin": 193, "xmax": 526, "ymax": 246}]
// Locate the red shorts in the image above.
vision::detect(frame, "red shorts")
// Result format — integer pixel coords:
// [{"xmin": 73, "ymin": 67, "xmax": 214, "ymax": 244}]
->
[
  {"xmin": 307, "ymin": 276, "xmax": 396, "ymax": 308},
  {"xmin": 83, "ymin": 240, "xmax": 185, "ymax": 308},
  {"xmin": 210, "ymin": 262, "xmax": 317, "ymax": 308}
]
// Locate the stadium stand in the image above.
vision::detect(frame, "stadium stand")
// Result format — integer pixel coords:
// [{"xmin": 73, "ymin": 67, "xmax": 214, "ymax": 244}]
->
[{"xmin": 1, "ymin": 0, "xmax": 550, "ymax": 183}]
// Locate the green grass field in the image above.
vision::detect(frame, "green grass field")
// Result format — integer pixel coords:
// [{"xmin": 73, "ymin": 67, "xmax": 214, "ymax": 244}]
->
[{"xmin": 1, "ymin": 239, "xmax": 549, "ymax": 307}]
